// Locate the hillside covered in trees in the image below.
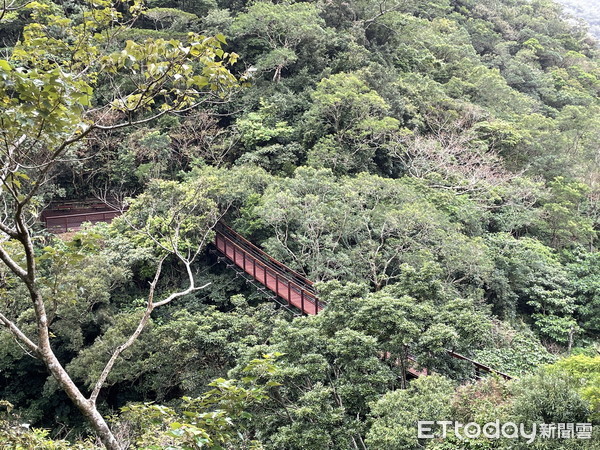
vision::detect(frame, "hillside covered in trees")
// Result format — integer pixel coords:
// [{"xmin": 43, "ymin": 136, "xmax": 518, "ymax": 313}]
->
[{"xmin": 0, "ymin": 0, "xmax": 599, "ymax": 448}]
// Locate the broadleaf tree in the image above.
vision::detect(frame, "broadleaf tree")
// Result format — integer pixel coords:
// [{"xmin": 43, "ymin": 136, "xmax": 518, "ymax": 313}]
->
[{"xmin": 0, "ymin": 1, "xmax": 239, "ymax": 448}]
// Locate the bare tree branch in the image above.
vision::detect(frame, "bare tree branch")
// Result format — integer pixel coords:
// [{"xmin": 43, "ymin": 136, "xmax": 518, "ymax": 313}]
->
[
  {"xmin": 89, "ymin": 256, "xmax": 210, "ymax": 405},
  {"xmin": 0, "ymin": 244, "xmax": 28, "ymax": 280},
  {"xmin": 0, "ymin": 312, "xmax": 39, "ymax": 355}
]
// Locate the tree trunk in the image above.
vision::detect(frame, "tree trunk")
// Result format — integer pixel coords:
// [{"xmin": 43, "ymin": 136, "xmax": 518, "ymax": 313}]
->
[
  {"xmin": 31, "ymin": 283, "xmax": 121, "ymax": 449},
  {"xmin": 41, "ymin": 345, "xmax": 121, "ymax": 449}
]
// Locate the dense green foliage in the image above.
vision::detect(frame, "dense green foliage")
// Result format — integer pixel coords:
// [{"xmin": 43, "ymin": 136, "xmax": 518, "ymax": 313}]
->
[{"xmin": 1, "ymin": 0, "xmax": 600, "ymax": 447}]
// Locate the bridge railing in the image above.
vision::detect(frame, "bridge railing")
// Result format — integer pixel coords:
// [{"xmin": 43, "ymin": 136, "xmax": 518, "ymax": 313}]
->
[
  {"xmin": 446, "ymin": 350, "xmax": 512, "ymax": 380},
  {"xmin": 216, "ymin": 222, "xmax": 315, "ymax": 289},
  {"xmin": 214, "ymin": 222, "xmax": 513, "ymax": 380},
  {"xmin": 214, "ymin": 224, "xmax": 323, "ymax": 315},
  {"xmin": 44, "ymin": 210, "xmax": 121, "ymax": 233}
]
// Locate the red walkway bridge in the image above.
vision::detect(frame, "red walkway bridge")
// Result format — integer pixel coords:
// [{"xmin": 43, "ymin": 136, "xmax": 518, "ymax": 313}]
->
[
  {"xmin": 39, "ymin": 208, "xmax": 511, "ymax": 380},
  {"xmin": 214, "ymin": 221, "xmax": 512, "ymax": 381},
  {"xmin": 215, "ymin": 222, "xmax": 323, "ymax": 315},
  {"xmin": 41, "ymin": 200, "xmax": 120, "ymax": 233}
]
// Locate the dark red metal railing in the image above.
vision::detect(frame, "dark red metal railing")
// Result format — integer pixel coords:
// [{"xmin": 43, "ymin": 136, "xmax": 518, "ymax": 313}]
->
[
  {"xmin": 41, "ymin": 199, "xmax": 121, "ymax": 233},
  {"xmin": 213, "ymin": 221, "xmax": 513, "ymax": 381},
  {"xmin": 215, "ymin": 222, "xmax": 323, "ymax": 315},
  {"xmin": 43, "ymin": 210, "xmax": 120, "ymax": 233}
]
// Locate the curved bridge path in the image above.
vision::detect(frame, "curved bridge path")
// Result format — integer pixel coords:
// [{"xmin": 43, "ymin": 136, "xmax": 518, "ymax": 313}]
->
[
  {"xmin": 40, "ymin": 209, "xmax": 512, "ymax": 381},
  {"xmin": 214, "ymin": 221, "xmax": 513, "ymax": 381}
]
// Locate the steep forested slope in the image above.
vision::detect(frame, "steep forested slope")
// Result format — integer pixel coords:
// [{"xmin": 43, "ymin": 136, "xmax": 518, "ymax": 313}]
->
[{"xmin": 0, "ymin": 0, "xmax": 599, "ymax": 448}]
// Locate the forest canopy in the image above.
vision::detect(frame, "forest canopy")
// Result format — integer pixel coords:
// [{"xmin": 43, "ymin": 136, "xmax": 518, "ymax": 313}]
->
[{"xmin": 0, "ymin": 0, "xmax": 599, "ymax": 448}]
